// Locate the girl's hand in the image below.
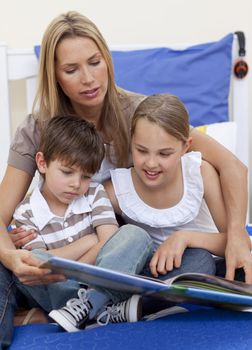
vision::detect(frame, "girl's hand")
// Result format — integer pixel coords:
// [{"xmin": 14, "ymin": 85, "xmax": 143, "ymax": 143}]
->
[
  {"xmin": 9, "ymin": 227, "xmax": 37, "ymax": 249},
  {"xmin": 149, "ymin": 231, "xmax": 188, "ymax": 277}
]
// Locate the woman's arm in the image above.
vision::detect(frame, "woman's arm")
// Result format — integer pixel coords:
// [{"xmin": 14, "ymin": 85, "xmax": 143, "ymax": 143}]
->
[
  {"xmin": 190, "ymin": 129, "xmax": 252, "ymax": 282},
  {"xmin": 0, "ymin": 166, "xmax": 64, "ymax": 284},
  {"xmin": 201, "ymin": 159, "xmax": 227, "ymax": 233}
]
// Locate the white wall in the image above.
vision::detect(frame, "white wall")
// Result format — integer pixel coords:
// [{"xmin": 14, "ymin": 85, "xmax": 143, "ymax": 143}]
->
[{"xmin": 0, "ymin": 0, "xmax": 251, "ymax": 215}]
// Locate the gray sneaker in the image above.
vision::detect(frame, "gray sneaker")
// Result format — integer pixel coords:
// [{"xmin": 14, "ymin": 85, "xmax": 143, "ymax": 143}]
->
[
  {"xmin": 49, "ymin": 288, "xmax": 92, "ymax": 332},
  {"xmin": 96, "ymin": 294, "xmax": 142, "ymax": 326}
]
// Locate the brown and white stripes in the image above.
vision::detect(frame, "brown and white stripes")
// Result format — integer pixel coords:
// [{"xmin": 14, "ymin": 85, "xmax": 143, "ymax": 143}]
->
[{"xmin": 14, "ymin": 181, "xmax": 118, "ymax": 250}]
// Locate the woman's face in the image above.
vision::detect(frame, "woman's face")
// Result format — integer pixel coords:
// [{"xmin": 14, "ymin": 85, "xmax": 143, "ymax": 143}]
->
[{"xmin": 55, "ymin": 36, "xmax": 109, "ymax": 119}]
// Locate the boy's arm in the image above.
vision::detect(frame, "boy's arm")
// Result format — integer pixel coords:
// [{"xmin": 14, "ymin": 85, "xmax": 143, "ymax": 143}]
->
[
  {"xmin": 78, "ymin": 224, "xmax": 119, "ymax": 265},
  {"xmin": 190, "ymin": 129, "xmax": 252, "ymax": 282},
  {"xmin": 14, "ymin": 206, "xmax": 98, "ymax": 261},
  {"xmin": 48, "ymin": 234, "xmax": 98, "ymax": 261}
]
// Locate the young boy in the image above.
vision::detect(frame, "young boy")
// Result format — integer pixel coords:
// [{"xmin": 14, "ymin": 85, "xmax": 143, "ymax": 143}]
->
[{"xmin": 13, "ymin": 115, "xmax": 152, "ymax": 332}]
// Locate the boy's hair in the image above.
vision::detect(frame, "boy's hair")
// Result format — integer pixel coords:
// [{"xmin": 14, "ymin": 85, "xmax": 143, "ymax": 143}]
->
[
  {"xmin": 131, "ymin": 94, "xmax": 190, "ymax": 143},
  {"xmin": 39, "ymin": 115, "xmax": 105, "ymax": 174}
]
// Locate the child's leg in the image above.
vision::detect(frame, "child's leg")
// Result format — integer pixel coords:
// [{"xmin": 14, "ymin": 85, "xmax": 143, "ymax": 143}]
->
[
  {"xmin": 14, "ymin": 278, "xmax": 81, "ymax": 312},
  {"xmin": 49, "ymin": 224, "xmax": 152, "ymax": 331},
  {"xmin": 142, "ymin": 247, "xmax": 216, "ymax": 281},
  {"xmin": 91, "ymin": 224, "xmax": 152, "ymax": 306},
  {"xmin": 140, "ymin": 248, "xmax": 216, "ymax": 315}
]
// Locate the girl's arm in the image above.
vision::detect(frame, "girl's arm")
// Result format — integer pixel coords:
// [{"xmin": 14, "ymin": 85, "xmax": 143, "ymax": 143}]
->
[
  {"xmin": 189, "ymin": 129, "xmax": 252, "ymax": 282},
  {"xmin": 103, "ymin": 180, "xmax": 122, "ymax": 215},
  {"xmin": 150, "ymin": 160, "xmax": 228, "ymax": 278},
  {"xmin": 149, "ymin": 230, "xmax": 226, "ymax": 278}
]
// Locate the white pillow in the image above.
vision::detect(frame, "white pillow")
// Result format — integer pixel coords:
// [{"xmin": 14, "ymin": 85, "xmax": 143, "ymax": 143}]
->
[{"xmin": 196, "ymin": 121, "xmax": 237, "ymax": 155}]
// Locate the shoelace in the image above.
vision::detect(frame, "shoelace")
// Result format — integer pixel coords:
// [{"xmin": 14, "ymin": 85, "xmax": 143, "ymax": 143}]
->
[
  {"xmin": 63, "ymin": 288, "xmax": 91, "ymax": 322},
  {"xmin": 97, "ymin": 300, "xmax": 127, "ymax": 326}
]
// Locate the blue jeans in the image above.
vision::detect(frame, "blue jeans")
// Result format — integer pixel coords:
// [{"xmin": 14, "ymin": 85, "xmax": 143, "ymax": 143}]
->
[
  {"xmin": 141, "ymin": 248, "xmax": 216, "ymax": 315},
  {"xmin": 142, "ymin": 248, "xmax": 216, "ymax": 280},
  {"xmin": 15, "ymin": 224, "xmax": 153, "ymax": 316},
  {"xmin": 0, "ymin": 263, "xmax": 18, "ymax": 349}
]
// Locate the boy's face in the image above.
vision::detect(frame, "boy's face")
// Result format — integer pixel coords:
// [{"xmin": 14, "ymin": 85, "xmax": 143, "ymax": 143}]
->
[{"xmin": 36, "ymin": 153, "xmax": 92, "ymax": 208}]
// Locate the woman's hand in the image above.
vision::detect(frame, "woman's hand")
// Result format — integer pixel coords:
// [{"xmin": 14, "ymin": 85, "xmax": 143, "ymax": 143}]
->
[
  {"xmin": 149, "ymin": 231, "xmax": 188, "ymax": 277},
  {"xmin": 1, "ymin": 249, "xmax": 65, "ymax": 285},
  {"xmin": 9, "ymin": 227, "xmax": 37, "ymax": 249},
  {"xmin": 225, "ymin": 229, "xmax": 252, "ymax": 283}
]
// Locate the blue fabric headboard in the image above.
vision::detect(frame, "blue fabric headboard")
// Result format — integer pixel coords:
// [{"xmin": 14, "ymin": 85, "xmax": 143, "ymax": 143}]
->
[{"xmin": 34, "ymin": 33, "xmax": 233, "ymax": 127}]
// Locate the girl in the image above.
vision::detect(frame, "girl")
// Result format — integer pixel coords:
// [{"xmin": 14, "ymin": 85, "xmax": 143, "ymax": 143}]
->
[
  {"xmin": 0, "ymin": 11, "xmax": 250, "ymax": 347},
  {"xmin": 2, "ymin": 10, "xmax": 249, "ymax": 285},
  {"xmin": 105, "ymin": 94, "xmax": 228, "ymax": 278}
]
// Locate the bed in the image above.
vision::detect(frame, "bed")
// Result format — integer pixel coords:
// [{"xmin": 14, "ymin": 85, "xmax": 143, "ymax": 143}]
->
[{"xmin": 0, "ymin": 33, "xmax": 251, "ymax": 349}]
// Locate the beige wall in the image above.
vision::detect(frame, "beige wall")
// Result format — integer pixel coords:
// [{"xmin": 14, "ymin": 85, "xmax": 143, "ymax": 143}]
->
[{"xmin": 1, "ymin": 0, "xmax": 252, "ymax": 215}]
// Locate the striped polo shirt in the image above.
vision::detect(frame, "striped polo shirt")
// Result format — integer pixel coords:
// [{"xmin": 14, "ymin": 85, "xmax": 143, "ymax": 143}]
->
[{"xmin": 13, "ymin": 180, "xmax": 118, "ymax": 250}]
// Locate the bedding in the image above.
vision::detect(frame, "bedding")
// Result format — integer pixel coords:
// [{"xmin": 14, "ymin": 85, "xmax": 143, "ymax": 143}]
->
[
  {"xmin": 34, "ymin": 33, "xmax": 233, "ymax": 127},
  {"xmin": 196, "ymin": 121, "xmax": 237, "ymax": 153},
  {"xmin": 10, "ymin": 309, "xmax": 252, "ymax": 350}
]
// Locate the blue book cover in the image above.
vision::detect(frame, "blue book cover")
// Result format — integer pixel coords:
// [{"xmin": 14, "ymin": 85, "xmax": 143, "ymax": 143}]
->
[{"xmin": 33, "ymin": 250, "xmax": 252, "ymax": 310}]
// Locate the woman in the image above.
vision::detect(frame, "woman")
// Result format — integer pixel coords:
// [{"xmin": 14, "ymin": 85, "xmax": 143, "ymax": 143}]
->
[{"xmin": 0, "ymin": 10, "xmax": 250, "ymax": 348}]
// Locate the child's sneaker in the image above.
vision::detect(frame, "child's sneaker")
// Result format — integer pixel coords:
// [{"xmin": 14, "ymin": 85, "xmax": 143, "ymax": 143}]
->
[
  {"xmin": 49, "ymin": 288, "xmax": 92, "ymax": 332},
  {"xmin": 96, "ymin": 294, "xmax": 142, "ymax": 326}
]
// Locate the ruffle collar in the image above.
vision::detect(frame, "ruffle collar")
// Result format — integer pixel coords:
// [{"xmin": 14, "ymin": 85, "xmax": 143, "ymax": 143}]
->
[{"xmin": 110, "ymin": 152, "xmax": 203, "ymax": 227}]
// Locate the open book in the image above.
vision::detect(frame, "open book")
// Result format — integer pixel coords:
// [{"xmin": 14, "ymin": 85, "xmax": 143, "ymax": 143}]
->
[{"xmin": 33, "ymin": 250, "xmax": 252, "ymax": 310}]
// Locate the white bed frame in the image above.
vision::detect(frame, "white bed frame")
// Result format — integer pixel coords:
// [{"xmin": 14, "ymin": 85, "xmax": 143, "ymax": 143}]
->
[{"xmin": 0, "ymin": 35, "xmax": 249, "ymax": 183}]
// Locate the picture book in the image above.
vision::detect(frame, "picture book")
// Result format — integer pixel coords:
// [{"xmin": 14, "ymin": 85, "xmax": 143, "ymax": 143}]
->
[{"xmin": 32, "ymin": 250, "xmax": 252, "ymax": 311}]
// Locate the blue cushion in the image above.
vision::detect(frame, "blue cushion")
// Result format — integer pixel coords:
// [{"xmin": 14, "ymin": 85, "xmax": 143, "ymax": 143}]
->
[
  {"xmin": 246, "ymin": 225, "xmax": 252, "ymax": 236},
  {"xmin": 10, "ymin": 309, "xmax": 252, "ymax": 350},
  {"xmin": 34, "ymin": 33, "xmax": 233, "ymax": 127}
]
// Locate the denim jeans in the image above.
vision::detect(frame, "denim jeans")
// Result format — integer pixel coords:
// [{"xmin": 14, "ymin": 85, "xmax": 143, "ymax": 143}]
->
[
  {"xmin": 215, "ymin": 257, "xmax": 245, "ymax": 281},
  {"xmin": 142, "ymin": 248, "xmax": 216, "ymax": 281},
  {"xmin": 141, "ymin": 248, "xmax": 217, "ymax": 315},
  {"xmin": 15, "ymin": 224, "xmax": 153, "ymax": 317},
  {"xmin": 0, "ymin": 263, "xmax": 18, "ymax": 350}
]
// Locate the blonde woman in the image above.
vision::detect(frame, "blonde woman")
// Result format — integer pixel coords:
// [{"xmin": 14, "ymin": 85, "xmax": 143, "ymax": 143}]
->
[{"xmin": 0, "ymin": 11, "xmax": 250, "ymax": 347}]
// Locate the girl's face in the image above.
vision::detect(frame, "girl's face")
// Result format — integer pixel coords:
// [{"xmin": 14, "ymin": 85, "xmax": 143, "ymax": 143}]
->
[
  {"xmin": 55, "ymin": 36, "xmax": 108, "ymax": 119},
  {"xmin": 36, "ymin": 152, "xmax": 92, "ymax": 213},
  {"xmin": 131, "ymin": 118, "xmax": 191, "ymax": 189}
]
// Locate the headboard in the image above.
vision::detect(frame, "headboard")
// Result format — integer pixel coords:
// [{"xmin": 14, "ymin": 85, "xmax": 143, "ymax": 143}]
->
[{"xmin": 0, "ymin": 34, "xmax": 249, "ymax": 184}]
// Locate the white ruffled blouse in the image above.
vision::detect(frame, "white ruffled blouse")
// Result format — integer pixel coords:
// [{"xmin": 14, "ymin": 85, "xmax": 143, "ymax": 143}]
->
[{"xmin": 110, "ymin": 152, "xmax": 216, "ymax": 250}]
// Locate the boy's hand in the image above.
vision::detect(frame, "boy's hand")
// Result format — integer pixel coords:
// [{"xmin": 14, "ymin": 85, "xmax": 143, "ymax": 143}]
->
[
  {"xmin": 149, "ymin": 231, "xmax": 187, "ymax": 277},
  {"xmin": 9, "ymin": 227, "xmax": 37, "ymax": 249}
]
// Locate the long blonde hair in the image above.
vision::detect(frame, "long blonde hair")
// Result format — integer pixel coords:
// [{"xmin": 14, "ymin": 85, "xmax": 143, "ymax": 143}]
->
[{"xmin": 33, "ymin": 11, "xmax": 129, "ymax": 167}]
